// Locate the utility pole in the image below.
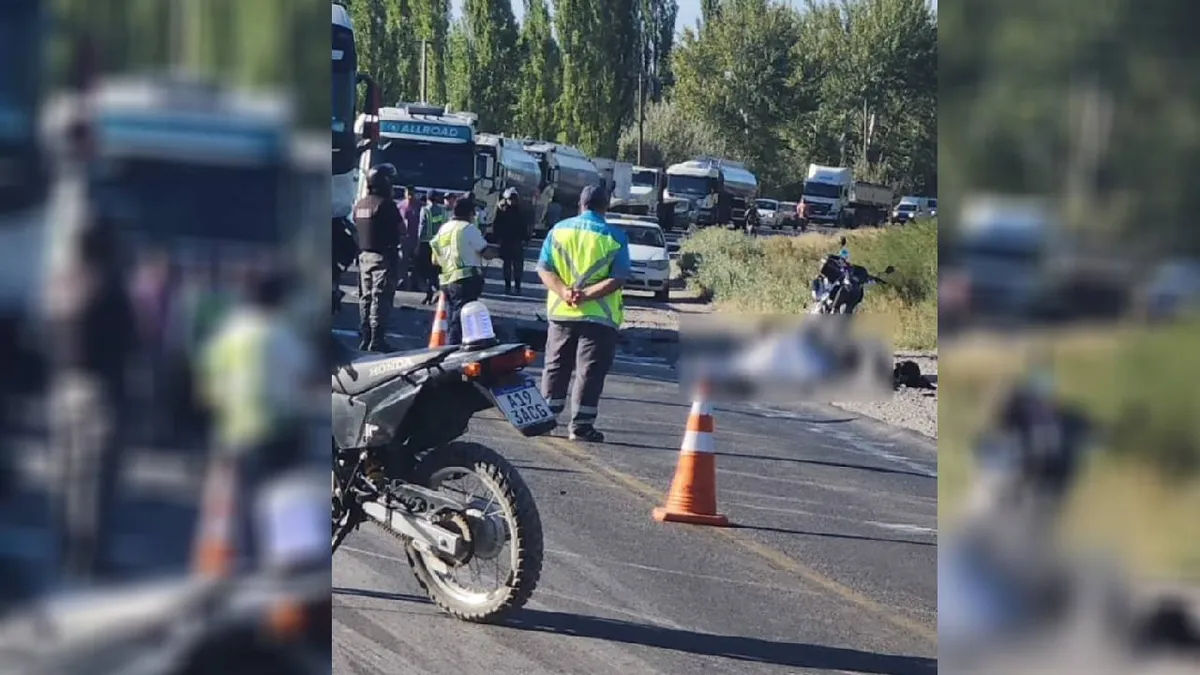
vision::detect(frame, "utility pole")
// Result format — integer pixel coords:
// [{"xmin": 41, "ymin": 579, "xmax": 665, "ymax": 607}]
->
[
  {"xmin": 636, "ymin": 31, "xmax": 645, "ymax": 165},
  {"xmin": 420, "ymin": 40, "xmax": 429, "ymax": 103}
]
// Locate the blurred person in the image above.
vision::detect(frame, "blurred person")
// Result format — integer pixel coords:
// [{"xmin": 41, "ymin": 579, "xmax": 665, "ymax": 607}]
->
[
  {"xmin": 397, "ymin": 185, "xmax": 422, "ymax": 292},
  {"xmin": 129, "ymin": 246, "xmax": 176, "ymax": 443},
  {"xmin": 493, "ymin": 187, "xmax": 526, "ymax": 295},
  {"xmin": 353, "ymin": 164, "xmax": 402, "ymax": 352},
  {"xmin": 744, "ymin": 200, "xmax": 760, "ymax": 235},
  {"xmin": 198, "ymin": 266, "xmax": 317, "ymax": 570},
  {"xmin": 332, "ymin": 216, "xmax": 357, "ymax": 313},
  {"xmin": 537, "ymin": 185, "xmax": 631, "ymax": 443},
  {"xmin": 417, "ymin": 190, "xmax": 448, "ymax": 305},
  {"xmin": 796, "ymin": 198, "xmax": 810, "ymax": 231},
  {"xmin": 430, "ymin": 196, "xmax": 497, "ymax": 345},
  {"xmin": 43, "ymin": 212, "xmax": 137, "ymax": 585},
  {"xmin": 166, "ymin": 260, "xmax": 233, "ymax": 444}
]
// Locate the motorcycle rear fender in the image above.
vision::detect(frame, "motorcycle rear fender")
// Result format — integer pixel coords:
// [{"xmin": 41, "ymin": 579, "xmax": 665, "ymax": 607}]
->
[{"xmin": 472, "ymin": 372, "xmax": 558, "ymax": 437}]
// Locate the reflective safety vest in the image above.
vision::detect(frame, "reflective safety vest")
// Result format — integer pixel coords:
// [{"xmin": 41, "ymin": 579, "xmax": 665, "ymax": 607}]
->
[
  {"xmin": 420, "ymin": 204, "xmax": 448, "ymax": 242},
  {"xmin": 201, "ymin": 311, "xmax": 274, "ymax": 450},
  {"xmin": 544, "ymin": 213, "xmax": 625, "ymax": 328},
  {"xmin": 430, "ymin": 219, "xmax": 482, "ymax": 285}
]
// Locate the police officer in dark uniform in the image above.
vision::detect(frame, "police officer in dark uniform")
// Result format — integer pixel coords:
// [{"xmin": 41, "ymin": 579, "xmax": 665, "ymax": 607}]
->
[{"xmin": 353, "ymin": 164, "xmax": 402, "ymax": 352}]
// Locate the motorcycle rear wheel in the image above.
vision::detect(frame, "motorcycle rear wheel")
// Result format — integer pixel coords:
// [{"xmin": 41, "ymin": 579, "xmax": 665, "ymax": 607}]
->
[{"xmin": 403, "ymin": 441, "xmax": 544, "ymax": 623}]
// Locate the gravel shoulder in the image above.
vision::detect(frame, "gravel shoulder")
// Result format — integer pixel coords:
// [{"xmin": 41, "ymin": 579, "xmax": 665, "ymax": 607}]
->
[{"xmin": 832, "ymin": 351, "xmax": 938, "ymax": 440}]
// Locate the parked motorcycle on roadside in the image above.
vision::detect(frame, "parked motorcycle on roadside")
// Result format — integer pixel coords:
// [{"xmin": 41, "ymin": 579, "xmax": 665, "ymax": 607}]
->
[{"xmin": 809, "ymin": 238, "xmax": 894, "ymax": 315}]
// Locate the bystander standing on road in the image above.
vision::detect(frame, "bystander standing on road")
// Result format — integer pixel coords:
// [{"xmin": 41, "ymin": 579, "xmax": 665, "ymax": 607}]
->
[
  {"xmin": 493, "ymin": 187, "xmax": 526, "ymax": 295},
  {"xmin": 42, "ymin": 212, "xmax": 137, "ymax": 585},
  {"xmin": 353, "ymin": 164, "xmax": 402, "ymax": 352},
  {"xmin": 397, "ymin": 186, "xmax": 423, "ymax": 291},
  {"xmin": 536, "ymin": 185, "xmax": 630, "ymax": 443},
  {"xmin": 430, "ymin": 196, "xmax": 497, "ymax": 345},
  {"xmin": 418, "ymin": 190, "xmax": 448, "ymax": 305}
]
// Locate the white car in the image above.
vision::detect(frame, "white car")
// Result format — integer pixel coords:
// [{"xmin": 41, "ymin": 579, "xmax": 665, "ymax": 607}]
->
[
  {"xmin": 610, "ymin": 215, "xmax": 671, "ymax": 301},
  {"xmin": 755, "ymin": 198, "xmax": 780, "ymax": 228}
]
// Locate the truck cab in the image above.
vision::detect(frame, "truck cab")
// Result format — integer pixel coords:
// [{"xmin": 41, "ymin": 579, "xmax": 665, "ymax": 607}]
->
[
  {"xmin": 628, "ymin": 165, "xmax": 664, "ymax": 213},
  {"xmin": 41, "ymin": 75, "xmax": 322, "ymax": 372},
  {"xmin": 801, "ymin": 164, "xmax": 852, "ymax": 225},
  {"xmin": 665, "ymin": 160, "xmax": 721, "ymax": 227},
  {"xmin": 946, "ymin": 196, "xmax": 1054, "ymax": 322}
]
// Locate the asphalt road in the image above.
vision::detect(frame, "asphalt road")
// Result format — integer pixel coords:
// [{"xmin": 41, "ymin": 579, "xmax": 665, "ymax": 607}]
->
[
  {"xmin": 332, "ymin": 355, "xmax": 938, "ymax": 674},
  {"xmin": 0, "ymin": 398, "xmax": 328, "ymax": 605},
  {"xmin": 334, "ymin": 225, "xmax": 938, "ymax": 674}
]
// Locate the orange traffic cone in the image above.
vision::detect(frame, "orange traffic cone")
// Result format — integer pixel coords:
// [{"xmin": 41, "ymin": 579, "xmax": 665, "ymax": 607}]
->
[
  {"xmin": 428, "ymin": 292, "xmax": 448, "ymax": 347},
  {"xmin": 652, "ymin": 387, "xmax": 730, "ymax": 527},
  {"xmin": 191, "ymin": 457, "xmax": 238, "ymax": 578}
]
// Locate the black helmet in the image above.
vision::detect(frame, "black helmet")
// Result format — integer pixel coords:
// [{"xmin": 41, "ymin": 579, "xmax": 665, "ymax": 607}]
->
[{"xmin": 367, "ymin": 164, "xmax": 397, "ymax": 195}]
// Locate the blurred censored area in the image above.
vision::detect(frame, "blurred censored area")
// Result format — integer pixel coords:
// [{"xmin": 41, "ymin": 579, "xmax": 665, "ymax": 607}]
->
[
  {"xmin": 940, "ymin": 0, "xmax": 1200, "ymax": 671},
  {"xmin": 678, "ymin": 314, "xmax": 893, "ymax": 405},
  {"xmin": 0, "ymin": 1, "xmax": 331, "ymax": 673}
]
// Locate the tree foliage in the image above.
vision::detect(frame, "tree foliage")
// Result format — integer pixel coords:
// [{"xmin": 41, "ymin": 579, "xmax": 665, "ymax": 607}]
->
[
  {"xmin": 941, "ymin": 0, "xmax": 1200, "ymax": 254},
  {"xmin": 617, "ymin": 99, "xmax": 728, "ymax": 167},
  {"xmin": 51, "ymin": 0, "xmax": 329, "ymax": 129},
  {"xmin": 341, "ymin": 0, "xmax": 935, "ymax": 197},
  {"xmin": 512, "ymin": 0, "xmax": 562, "ymax": 140},
  {"xmin": 672, "ymin": 0, "xmax": 936, "ymax": 197}
]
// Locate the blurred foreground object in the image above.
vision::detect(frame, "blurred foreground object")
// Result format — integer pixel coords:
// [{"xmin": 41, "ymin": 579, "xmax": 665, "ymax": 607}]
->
[
  {"xmin": 940, "ymin": 365, "xmax": 1200, "ymax": 672},
  {"xmin": 0, "ymin": 469, "xmax": 330, "ymax": 675},
  {"xmin": 0, "ymin": 0, "xmax": 52, "ymax": 397}
]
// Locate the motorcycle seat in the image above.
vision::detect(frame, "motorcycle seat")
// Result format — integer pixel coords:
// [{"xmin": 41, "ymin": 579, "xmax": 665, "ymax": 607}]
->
[{"xmin": 332, "ymin": 346, "xmax": 457, "ymax": 396}]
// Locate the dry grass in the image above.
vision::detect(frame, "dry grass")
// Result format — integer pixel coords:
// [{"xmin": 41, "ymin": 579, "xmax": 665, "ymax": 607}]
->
[
  {"xmin": 680, "ymin": 221, "xmax": 938, "ymax": 350},
  {"xmin": 939, "ymin": 322, "xmax": 1200, "ymax": 581}
]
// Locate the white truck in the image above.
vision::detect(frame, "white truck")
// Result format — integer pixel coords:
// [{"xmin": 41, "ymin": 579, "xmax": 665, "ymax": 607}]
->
[
  {"xmin": 627, "ymin": 165, "xmax": 665, "ymax": 213},
  {"xmin": 800, "ymin": 164, "xmax": 892, "ymax": 228},
  {"xmin": 359, "ymin": 102, "xmax": 481, "ymax": 219}
]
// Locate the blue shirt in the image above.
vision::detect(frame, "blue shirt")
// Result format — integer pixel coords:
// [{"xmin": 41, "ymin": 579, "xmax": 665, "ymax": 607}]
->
[{"xmin": 537, "ymin": 211, "xmax": 631, "ymax": 281}]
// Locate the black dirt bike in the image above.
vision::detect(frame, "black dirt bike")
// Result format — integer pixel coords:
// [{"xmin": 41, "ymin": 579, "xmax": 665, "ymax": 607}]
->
[{"xmin": 331, "ymin": 337, "xmax": 555, "ymax": 622}]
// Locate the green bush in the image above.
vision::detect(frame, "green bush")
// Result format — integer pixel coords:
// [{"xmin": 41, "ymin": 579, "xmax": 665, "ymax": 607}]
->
[{"xmin": 679, "ymin": 221, "xmax": 939, "ymax": 350}]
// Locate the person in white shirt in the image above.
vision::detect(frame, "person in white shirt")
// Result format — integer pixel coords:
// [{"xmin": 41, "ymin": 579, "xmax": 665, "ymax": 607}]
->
[{"xmin": 429, "ymin": 195, "xmax": 497, "ymax": 345}]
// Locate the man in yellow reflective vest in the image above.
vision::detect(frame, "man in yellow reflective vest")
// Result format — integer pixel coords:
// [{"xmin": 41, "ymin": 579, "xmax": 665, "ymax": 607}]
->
[
  {"xmin": 430, "ymin": 195, "xmax": 497, "ymax": 345},
  {"xmin": 536, "ymin": 185, "xmax": 631, "ymax": 442}
]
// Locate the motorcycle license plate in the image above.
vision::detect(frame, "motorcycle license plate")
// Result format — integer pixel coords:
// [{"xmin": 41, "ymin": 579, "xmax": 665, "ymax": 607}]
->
[{"xmin": 491, "ymin": 376, "xmax": 556, "ymax": 433}]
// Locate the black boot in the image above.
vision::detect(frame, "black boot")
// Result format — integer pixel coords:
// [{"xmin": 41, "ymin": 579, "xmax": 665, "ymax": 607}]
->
[
  {"xmin": 367, "ymin": 330, "xmax": 399, "ymax": 353},
  {"xmin": 357, "ymin": 327, "xmax": 370, "ymax": 351}
]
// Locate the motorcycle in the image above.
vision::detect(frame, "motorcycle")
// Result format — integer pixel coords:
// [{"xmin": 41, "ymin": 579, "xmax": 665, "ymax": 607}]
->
[
  {"xmin": 331, "ymin": 317, "xmax": 554, "ymax": 623},
  {"xmin": 809, "ymin": 238, "xmax": 894, "ymax": 315}
]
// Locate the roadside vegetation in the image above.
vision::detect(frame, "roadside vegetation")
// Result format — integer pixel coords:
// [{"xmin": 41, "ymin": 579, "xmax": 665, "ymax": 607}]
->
[
  {"xmin": 939, "ymin": 323, "xmax": 1200, "ymax": 581},
  {"xmin": 678, "ymin": 221, "xmax": 938, "ymax": 350}
]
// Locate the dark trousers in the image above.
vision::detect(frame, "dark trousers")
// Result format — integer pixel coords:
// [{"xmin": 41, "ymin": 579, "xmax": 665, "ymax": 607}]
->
[
  {"xmin": 443, "ymin": 274, "xmax": 485, "ymax": 345},
  {"xmin": 416, "ymin": 242, "xmax": 440, "ymax": 299},
  {"xmin": 358, "ymin": 251, "xmax": 397, "ymax": 342},
  {"xmin": 501, "ymin": 251, "xmax": 523, "ymax": 292},
  {"xmin": 49, "ymin": 372, "xmax": 125, "ymax": 583},
  {"xmin": 540, "ymin": 321, "xmax": 618, "ymax": 432}
]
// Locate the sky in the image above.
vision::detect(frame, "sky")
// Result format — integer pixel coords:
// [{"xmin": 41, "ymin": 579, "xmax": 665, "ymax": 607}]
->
[{"xmin": 449, "ymin": 0, "xmax": 936, "ymax": 36}]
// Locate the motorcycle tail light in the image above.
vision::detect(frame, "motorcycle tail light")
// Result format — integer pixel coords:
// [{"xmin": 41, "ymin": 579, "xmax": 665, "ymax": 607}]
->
[{"xmin": 488, "ymin": 350, "xmax": 530, "ymax": 374}]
